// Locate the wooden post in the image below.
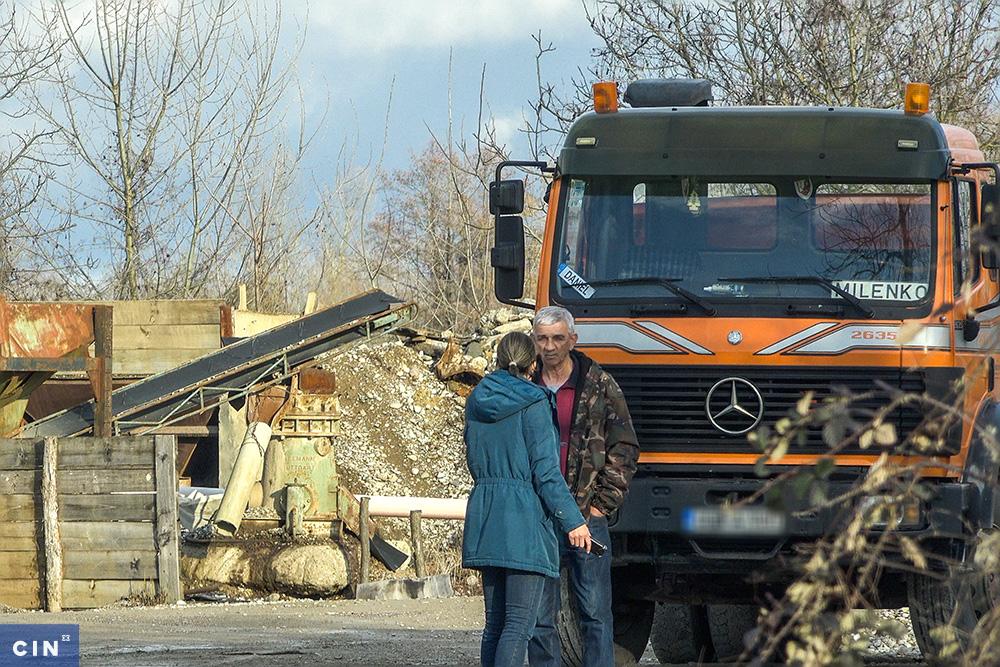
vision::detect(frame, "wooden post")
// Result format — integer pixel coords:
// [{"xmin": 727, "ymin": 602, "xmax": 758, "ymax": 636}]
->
[
  {"xmin": 41, "ymin": 437, "xmax": 63, "ymax": 612},
  {"xmin": 154, "ymin": 435, "xmax": 181, "ymax": 604},
  {"xmin": 359, "ymin": 496, "xmax": 371, "ymax": 584},
  {"xmin": 92, "ymin": 305, "xmax": 114, "ymax": 438},
  {"xmin": 409, "ymin": 509, "xmax": 425, "ymax": 578}
]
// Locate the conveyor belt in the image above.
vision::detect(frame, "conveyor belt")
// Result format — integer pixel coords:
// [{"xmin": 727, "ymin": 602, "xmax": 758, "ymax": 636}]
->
[{"xmin": 20, "ymin": 290, "xmax": 413, "ymax": 437}]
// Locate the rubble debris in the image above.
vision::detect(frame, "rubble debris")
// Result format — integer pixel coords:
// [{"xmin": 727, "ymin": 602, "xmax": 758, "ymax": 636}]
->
[{"xmin": 433, "ymin": 337, "xmax": 487, "ymax": 382}]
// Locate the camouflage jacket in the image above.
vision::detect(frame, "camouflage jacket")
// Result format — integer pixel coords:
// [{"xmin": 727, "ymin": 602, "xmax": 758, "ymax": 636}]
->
[{"xmin": 537, "ymin": 350, "xmax": 639, "ymax": 515}]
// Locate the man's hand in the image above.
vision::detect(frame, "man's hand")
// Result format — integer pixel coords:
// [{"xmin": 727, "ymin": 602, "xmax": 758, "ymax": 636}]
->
[{"xmin": 568, "ymin": 523, "xmax": 592, "ymax": 553}]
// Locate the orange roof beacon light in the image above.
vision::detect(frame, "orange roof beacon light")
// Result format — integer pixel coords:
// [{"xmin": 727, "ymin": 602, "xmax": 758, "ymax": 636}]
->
[
  {"xmin": 904, "ymin": 82, "xmax": 930, "ymax": 116},
  {"xmin": 593, "ymin": 81, "xmax": 619, "ymax": 114}
]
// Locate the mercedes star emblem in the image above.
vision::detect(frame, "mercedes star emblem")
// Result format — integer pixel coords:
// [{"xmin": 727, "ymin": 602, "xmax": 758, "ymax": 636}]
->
[
  {"xmin": 727, "ymin": 330, "xmax": 743, "ymax": 345},
  {"xmin": 705, "ymin": 377, "xmax": 764, "ymax": 435}
]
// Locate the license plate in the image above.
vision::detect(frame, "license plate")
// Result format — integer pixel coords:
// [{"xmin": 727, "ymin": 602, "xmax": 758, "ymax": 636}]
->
[{"xmin": 681, "ymin": 506, "xmax": 786, "ymax": 537}]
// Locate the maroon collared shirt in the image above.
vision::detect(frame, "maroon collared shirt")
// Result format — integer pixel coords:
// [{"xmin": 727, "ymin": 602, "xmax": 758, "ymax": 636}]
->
[{"xmin": 538, "ymin": 358, "xmax": 579, "ymax": 478}]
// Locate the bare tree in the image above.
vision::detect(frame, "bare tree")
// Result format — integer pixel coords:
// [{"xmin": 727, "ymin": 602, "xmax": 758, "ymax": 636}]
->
[
  {"xmin": 26, "ymin": 0, "xmax": 308, "ymax": 300},
  {"xmin": 0, "ymin": 3, "xmax": 61, "ymax": 295},
  {"xmin": 536, "ymin": 0, "xmax": 1000, "ymax": 154}
]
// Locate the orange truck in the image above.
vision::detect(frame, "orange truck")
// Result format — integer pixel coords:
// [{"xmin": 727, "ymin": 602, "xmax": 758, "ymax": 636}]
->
[{"xmin": 489, "ymin": 79, "xmax": 1000, "ymax": 663}]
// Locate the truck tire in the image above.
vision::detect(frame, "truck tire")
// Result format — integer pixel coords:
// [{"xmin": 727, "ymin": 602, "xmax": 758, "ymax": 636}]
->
[
  {"xmin": 611, "ymin": 597, "xmax": 654, "ymax": 665},
  {"xmin": 907, "ymin": 572, "xmax": 979, "ymax": 661},
  {"xmin": 556, "ymin": 571, "xmax": 655, "ymax": 666},
  {"xmin": 649, "ymin": 603, "xmax": 712, "ymax": 664},
  {"xmin": 707, "ymin": 604, "xmax": 759, "ymax": 660}
]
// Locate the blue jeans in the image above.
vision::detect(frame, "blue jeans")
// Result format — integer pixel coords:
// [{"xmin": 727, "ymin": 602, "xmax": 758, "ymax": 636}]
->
[
  {"xmin": 481, "ymin": 566, "xmax": 550, "ymax": 667},
  {"xmin": 529, "ymin": 515, "xmax": 614, "ymax": 667}
]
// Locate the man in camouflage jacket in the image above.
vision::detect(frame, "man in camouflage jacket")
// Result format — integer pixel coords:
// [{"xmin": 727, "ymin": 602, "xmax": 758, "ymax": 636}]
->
[
  {"xmin": 560, "ymin": 350, "xmax": 639, "ymax": 517},
  {"xmin": 528, "ymin": 306, "xmax": 639, "ymax": 667}
]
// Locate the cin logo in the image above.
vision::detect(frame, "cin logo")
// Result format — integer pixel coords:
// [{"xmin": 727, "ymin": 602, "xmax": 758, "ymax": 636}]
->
[
  {"xmin": 12, "ymin": 639, "xmax": 63, "ymax": 657},
  {"xmin": 0, "ymin": 624, "xmax": 78, "ymax": 666}
]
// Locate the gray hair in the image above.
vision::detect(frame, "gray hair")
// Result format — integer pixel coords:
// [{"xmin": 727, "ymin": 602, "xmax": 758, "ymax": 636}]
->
[
  {"xmin": 496, "ymin": 332, "xmax": 536, "ymax": 375},
  {"xmin": 533, "ymin": 306, "xmax": 575, "ymax": 334}
]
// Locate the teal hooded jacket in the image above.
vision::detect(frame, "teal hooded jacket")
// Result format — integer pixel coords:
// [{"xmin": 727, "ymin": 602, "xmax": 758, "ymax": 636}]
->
[{"xmin": 461, "ymin": 370, "xmax": 585, "ymax": 578}]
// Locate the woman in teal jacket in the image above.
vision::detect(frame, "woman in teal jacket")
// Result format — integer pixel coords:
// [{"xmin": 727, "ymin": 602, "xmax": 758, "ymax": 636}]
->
[{"xmin": 463, "ymin": 332, "xmax": 591, "ymax": 667}]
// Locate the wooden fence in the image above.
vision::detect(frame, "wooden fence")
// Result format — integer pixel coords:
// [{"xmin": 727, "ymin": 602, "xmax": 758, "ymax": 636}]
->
[{"xmin": 0, "ymin": 435, "xmax": 180, "ymax": 610}]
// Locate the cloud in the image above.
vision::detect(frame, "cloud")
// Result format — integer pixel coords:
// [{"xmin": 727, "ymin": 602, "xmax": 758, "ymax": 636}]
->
[{"xmin": 302, "ymin": 0, "xmax": 587, "ymax": 55}]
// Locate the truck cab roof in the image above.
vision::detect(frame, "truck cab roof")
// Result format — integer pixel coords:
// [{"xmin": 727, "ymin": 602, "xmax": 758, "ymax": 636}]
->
[{"xmin": 560, "ymin": 106, "xmax": 978, "ymax": 180}]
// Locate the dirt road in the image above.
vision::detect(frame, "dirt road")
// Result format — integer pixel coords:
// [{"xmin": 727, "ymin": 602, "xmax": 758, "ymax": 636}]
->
[{"xmin": 1, "ymin": 597, "xmax": 921, "ymax": 666}]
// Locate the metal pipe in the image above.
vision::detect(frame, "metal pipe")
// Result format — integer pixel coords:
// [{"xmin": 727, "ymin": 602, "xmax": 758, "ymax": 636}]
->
[
  {"xmin": 360, "ymin": 496, "xmax": 467, "ymax": 520},
  {"xmin": 215, "ymin": 422, "xmax": 271, "ymax": 536}
]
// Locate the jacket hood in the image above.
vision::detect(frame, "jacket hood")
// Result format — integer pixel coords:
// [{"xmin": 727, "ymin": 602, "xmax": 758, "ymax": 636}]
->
[{"xmin": 467, "ymin": 370, "xmax": 548, "ymax": 423}]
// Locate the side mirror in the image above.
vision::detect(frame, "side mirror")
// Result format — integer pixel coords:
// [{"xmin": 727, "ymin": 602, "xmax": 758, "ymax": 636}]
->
[
  {"xmin": 489, "ymin": 180, "xmax": 525, "ymax": 215},
  {"xmin": 491, "ymin": 215, "xmax": 525, "ymax": 301}
]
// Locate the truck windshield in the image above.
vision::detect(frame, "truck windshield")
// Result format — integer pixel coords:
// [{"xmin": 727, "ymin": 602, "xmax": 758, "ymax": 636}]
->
[{"xmin": 553, "ymin": 176, "xmax": 934, "ymax": 315}]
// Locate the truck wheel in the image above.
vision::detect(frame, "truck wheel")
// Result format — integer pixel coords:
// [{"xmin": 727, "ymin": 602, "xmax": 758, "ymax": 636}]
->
[
  {"xmin": 556, "ymin": 571, "xmax": 655, "ymax": 666},
  {"xmin": 611, "ymin": 596, "xmax": 654, "ymax": 665},
  {"xmin": 906, "ymin": 572, "xmax": 979, "ymax": 661},
  {"xmin": 649, "ymin": 603, "xmax": 712, "ymax": 664},
  {"xmin": 707, "ymin": 604, "xmax": 759, "ymax": 660}
]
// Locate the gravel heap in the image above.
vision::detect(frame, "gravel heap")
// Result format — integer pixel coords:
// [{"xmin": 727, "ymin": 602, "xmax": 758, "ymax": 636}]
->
[
  {"xmin": 863, "ymin": 608, "xmax": 921, "ymax": 659},
  {"xmin": 325, "ymin": 339, "xmax": 471, "ymax": 573}
]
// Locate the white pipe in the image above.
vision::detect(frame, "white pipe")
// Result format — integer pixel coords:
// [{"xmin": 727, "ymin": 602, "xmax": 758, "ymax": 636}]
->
[
  {"xmin": 360, "ymin": 495, "xmax": 468, "ymax": 520},
  {"xmin": 215, "ymin": 422, "xmax": 272, "ymax": 535}
]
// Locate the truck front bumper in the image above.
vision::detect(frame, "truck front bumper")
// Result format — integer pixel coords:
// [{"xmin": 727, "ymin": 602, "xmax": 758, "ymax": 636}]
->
[{"xmin": 610, "ymin": 474, "xmax": 976, "ymax": 569}]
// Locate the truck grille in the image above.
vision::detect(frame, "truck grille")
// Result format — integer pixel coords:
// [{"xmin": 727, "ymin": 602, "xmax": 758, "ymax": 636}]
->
[{"xmin": 603, "ymin": 365, "xmax": 926, "ymax": 455}]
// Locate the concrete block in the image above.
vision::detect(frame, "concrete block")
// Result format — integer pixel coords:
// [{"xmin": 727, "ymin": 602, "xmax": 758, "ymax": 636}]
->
[{"xmin": 355, "ymin": 574, "xmax": 454, "ymax": 601}]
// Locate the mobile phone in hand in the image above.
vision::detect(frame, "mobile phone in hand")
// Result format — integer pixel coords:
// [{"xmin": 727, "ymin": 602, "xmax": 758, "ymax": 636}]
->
[{"xmin": 589, "ymin": 539, "xmax": 607, "ymax": 557}]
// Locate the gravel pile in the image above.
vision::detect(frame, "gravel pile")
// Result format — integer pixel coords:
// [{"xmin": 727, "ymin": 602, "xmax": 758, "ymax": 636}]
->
[
  {"xmin": 325, "ymin": 339, "xmax": 471, "ymax": 566},
  {"xmin": 863, "ymin": 608, "xmax": 921, "ymax": 659}
]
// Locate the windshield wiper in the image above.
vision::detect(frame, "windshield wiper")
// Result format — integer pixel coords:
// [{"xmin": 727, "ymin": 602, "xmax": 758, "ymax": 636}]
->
[
  {"xmin": 717, "ymin": 275, "xmax": 875, "ymax": 319},
  {"xmin": 585, "ymin": 277, "xmax": 717, "ymax": 316}
]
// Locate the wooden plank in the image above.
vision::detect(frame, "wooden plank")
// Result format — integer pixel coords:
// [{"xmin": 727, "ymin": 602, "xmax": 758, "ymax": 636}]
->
[
  {"xmin": 1, "ymin": 468, "xmax": 153, "ymax": 494},
  {"xmin": 232, "ymin": 311, "xmax": 298, "ymax": 338},
  {"xmin": 109, "ymin": 300, "xmax": 226, "ymax": 326},
  {"xmin": 0, "ymin": 522, "xmax": 40, "ymax": 551},
  {"xmin": 0, "ymin": 550, "xmax": 39, "ymax": 579},
  {"xmin": 0, "ymin": 438, "xmax": 42, "ymax": 469},
  {"xmin": 115, "ymin": 324, "xmax": 221, "ymax": 351},
  {"xmin": 0, "ymin": 437, "xmax": 155, "ymax": 470},
  {"xmin": 0, "ymin": 469, "xmax": 40, "ymax": 495},
  {"xmin": 154, "ymin": 435, "xmax": 181, "ymax": 604},
  {"xmin": 59, "ymin": 522, "xmax": 155, "ymax": 551},
  {"xmin": 60, "ymin": 493, "xmax": 156, "ymax": 522},
  {"xmin": 63, "ymin": 549, "xmax": 157, "ymax": 580},
  {"xmin": 0, "ymin": 494, "xmax": 36, "ymax": 522},
  {"xmin": 59, "ymin": 469, "xmax": 154, "ymax": 495},
  {"xmin": 60, "ymin": 300, "xmax": 226, "ymax": 326},
  {"xmin": 62, "ymin": 579, "xmax": 156, "ymax": 609},
  {"xmin": 60, "ymin": 436, "xmax": 155, "ymax": 470},
  {"xmin": 42, "ymin": 437, "xmax": 63, "ymax": 611},
  {"xmin": 92, "ymin": 306, "xmax": 114, "ymax": 438},
  {"xmin": 113, "ymin": 348, "xmax": 213, "ymax": 376},
  {"xmin": 0, "ymin": 578, "xmax": 42, "ymax": 609}
]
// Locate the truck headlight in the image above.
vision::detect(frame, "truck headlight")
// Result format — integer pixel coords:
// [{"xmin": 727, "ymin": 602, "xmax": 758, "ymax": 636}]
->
[{"xmin": 858, "ymin": 495, "xmax": 924, "ymax": 530}]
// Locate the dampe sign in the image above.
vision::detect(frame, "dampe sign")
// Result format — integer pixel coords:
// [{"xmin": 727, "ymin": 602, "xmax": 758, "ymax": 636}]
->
[{"xmin": 0, "ymin": 625, "xmax": 79, "ymax": 666}]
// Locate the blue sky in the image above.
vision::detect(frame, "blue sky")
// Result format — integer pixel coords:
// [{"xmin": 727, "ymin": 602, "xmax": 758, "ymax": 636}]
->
[{"xmin": 289, "ymin": 0, "xmax": 600, "ymax": 173}]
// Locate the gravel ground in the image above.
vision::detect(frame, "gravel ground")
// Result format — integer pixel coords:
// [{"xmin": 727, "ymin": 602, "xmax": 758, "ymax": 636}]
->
[{"xmin": 0, "ymin": 598, "xmax": 924, "ymax": 666}]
